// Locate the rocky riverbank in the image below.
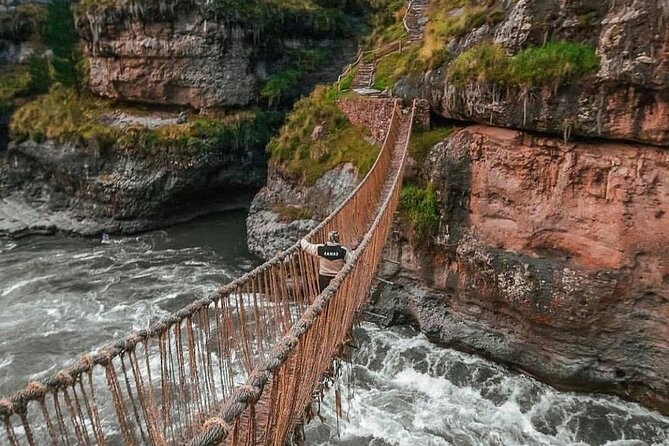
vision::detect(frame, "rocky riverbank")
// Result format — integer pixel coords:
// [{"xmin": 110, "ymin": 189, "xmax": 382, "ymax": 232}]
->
[
  {"xmin": 367, "ymin": 125, "xmax": 669, "ymax": 415},
  {"xmin": 0, "ymin": 129, "xmax": 264, "ymax": 236}
]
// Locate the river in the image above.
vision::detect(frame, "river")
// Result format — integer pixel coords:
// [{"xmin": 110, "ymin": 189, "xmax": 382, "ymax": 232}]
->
[{"xmin": 0, "ymin": 211, "xmax": 667, "ymax": 446}]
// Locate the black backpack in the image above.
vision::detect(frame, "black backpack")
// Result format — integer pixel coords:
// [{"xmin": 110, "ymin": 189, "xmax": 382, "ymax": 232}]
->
[{"xmin": 317, "ymin": 245, "xmax": 347, "ymax": 261}]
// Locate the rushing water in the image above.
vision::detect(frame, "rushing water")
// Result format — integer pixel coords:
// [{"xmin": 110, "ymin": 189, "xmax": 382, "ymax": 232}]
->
[
  {"xmin": 0, "ymin": 211, "xmax": 667, "ymax": 445},
  {"xmin": 0, "ymin": 210, "xmax": 258, "ymax": 397},
  {"xmin": 306, "ymin": 325, "xmax": 669, "ymax": 446}
]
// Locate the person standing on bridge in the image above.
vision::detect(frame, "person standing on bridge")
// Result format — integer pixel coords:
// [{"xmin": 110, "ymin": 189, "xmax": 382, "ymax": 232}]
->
[{"xmin": 300, "ymin": 231, "xmax": 352, "ymax": 293}]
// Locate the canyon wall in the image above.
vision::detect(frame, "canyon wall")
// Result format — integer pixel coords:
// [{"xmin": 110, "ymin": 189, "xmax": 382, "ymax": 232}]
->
[
  {"xmin": 354, "ymin": 0, "xmax": 669, "ymax": 413},
  {"xmin": 75, "ymin": 1, "xmax": 356, "ymax": 109},
  {"xmin": 372, "ymin": 126, "xmax": 669, "ymax": 413},
  {"xmin": 395, "ymin": 0, "xmax": 669, "ymax": 146},
  {"xmin": 77, "ymin": 5, "xmax": 257, "ymax": 109}
]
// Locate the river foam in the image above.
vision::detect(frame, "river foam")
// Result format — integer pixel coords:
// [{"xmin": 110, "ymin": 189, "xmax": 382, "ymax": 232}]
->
[{"xmin": 306, "ymin": 324, "xmax": 669, "ymax": 446}]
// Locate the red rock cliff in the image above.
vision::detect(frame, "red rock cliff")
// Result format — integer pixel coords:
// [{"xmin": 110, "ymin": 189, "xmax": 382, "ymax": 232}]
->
[{"xmin": 375, "ymin": 125, "xmax": 669, "ymax": 413}]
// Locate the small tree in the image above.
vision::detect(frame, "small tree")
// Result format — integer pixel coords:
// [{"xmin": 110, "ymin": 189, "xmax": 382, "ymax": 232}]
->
[
  {"xmin": 27, "ymin": 55, "xmax": 50, "ymax": 94},
  {"xmin": 46, "ymin": 0, "xmax": 81, "ymax": 91}
]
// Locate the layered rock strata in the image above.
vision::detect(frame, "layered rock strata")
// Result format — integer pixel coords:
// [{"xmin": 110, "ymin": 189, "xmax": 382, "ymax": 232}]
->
[
  {"xmin": 76, "ymin": 1, "xmax": 355, "ymax": 109},
  {"xmin": 395, "ymin": 0, "xmax": 669, "ymax": 146},
  {"xmin": 371, "ymin": 125, "xmax": 669, "ymax": 414}
]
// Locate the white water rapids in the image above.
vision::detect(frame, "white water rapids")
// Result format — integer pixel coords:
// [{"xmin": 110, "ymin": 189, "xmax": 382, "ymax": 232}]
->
[{"xmin": 0, "ymin": 211, "xmax": 667, "ymax": 445}]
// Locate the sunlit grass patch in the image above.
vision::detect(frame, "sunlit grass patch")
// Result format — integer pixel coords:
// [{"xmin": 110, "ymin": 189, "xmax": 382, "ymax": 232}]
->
[
  {"xmin": 449, "ymin": 41, "xmax": 599, "ymax": 88},
  {"xmin": 268, "ymin": 85, "xmax": 378, "ymax": 185}
]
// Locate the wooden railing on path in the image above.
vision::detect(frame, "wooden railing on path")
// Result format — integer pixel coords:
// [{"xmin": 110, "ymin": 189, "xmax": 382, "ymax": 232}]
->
[
  {"xmin": 0, "ymin": 100, "xmax": 416, "ymax": 446},
  {"xmin": 337, "ymin": 0, "xmax": 416, "ymax": 89}
]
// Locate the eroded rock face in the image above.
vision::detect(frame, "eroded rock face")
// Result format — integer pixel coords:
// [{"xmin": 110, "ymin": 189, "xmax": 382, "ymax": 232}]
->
[
  {"xmin": 76, "ymin": 2, "xmax": 355, "ymax": 109},
  {"xmin": 372, "ymin": 126, "xmax": 669, "ymax": 414},
  {"xmin": 77, "ymin": 4, "xmax": 256, "ymax": 108},
  {"xmin": 395, "ymin": 0, "xmax": 669, "ymax": 146},
  {"xmin": 246, "ymin": 164, "xmax": 359, "ymax": 259},
  {"xmin": 0, "ymin": 136, "xmax": 266, "ymax": 236}
]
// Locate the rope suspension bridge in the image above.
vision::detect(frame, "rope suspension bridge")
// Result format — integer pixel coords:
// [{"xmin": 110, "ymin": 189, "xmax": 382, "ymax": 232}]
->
[{"xmin": 0, "ymin": 99, "xmax": 417, "ymax": 446}]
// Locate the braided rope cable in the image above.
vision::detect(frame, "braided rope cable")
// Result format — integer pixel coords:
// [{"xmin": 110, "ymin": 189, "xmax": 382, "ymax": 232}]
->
[
  {"xmin": 186, "ymin": 102, "xmax": 415, "ymax": 446},
  {"xmin": 1, "ymin": 99, "xmax": 414, "ymax": 446}
]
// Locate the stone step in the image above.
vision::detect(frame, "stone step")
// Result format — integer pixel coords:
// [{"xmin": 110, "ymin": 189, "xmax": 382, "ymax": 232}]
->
[{"xmin": 352, "ymin": 62, "xmax": 376, "ymax": 89}]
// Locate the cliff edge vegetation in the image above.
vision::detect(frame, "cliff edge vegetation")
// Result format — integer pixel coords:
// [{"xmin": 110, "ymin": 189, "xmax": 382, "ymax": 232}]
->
[
  {"xmin": 268, "ymin": 86, "xmax": 377, "ymax": 185},
  {"xmin": 10, "ymin": 87, "xmax": 280, "ymax": 160}
]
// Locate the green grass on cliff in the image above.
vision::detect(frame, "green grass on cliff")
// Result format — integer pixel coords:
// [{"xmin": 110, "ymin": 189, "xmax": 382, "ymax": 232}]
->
[
  {"xmin": 409, "ymin": 126, "xmax": 454, "ymax": 164},
  {"xmin": 10, "ymin": 87, "xmax": 279, "ymax": 157},
  {"xmin": 361, "ymin": 0, "xmax": 405, "ymax": 48},
  {"xmin": 420, "ymin": 0, "xmax": 505, "ymax": 68},
  {"xmin": 362, "ymin": 0, "xmax": 505, "ymax": 90},
  {"xmin": 449, "ymin": 41, "xmax": 600, "ymax": 88},
  {"xmin": 268, "ymin": 85, "xmax": 378, "ymax": 185},
  {"xmin": 399, "ymin": 182, "xmax": 441, "ymax": 242},
  {"xmin": 372, "ymin": 47, "xmax": 421, "ymax": 90},
  {"xmin": 0, "ymin": 66, "xmax": 31, "ymax": 112}
]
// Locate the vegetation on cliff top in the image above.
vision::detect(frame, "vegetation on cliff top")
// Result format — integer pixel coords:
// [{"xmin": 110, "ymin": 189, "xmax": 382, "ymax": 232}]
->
[
  {"xmin": 10, "ymin": 87, "xmax": 280, "ymax": 158},
  {"xmin": 420, "ymin": 0, "xmax": 504, "ymax": 66},
  {"xmin": 1, "ymin": 0, "xmax": 84, "ymax": 113},
  {"xmin": 268, "ymin": 85, "xmax": 378, "ymax": 185},
  {"xmin": 449, "ymin": 41, "xmax": 600, "ymax": 88},
  {"xmin": 361, "ymin": 0, "xmax": 405, "ymax": 48},
  {"xmin": 0, "ymin": 3, "xmax": 47, "ymax": 41},
  {"xmin": 363, "ymin": 0, "xmax": 599, "ymax": 93},
  {"xmin": 399, "ymin": 182, "xmax": 441, "ymax": 242},
  {"xmin": 354, "ymin": 0, "xmax": 505, "ymax": 92},
  {"xmin": 76, "ymin": 0, "xmax": 363, "ymax": 38}
]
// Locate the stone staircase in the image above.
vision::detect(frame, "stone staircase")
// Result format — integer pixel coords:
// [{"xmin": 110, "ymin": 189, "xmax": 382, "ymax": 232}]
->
[
  {"xmin": 352, "ymin": 62, "xmax": 376, "ymax": 90},
  {"xmin": 405, "ymin": 0, "xmax": 430, "ymax": 43},
  {"xmin": 348, "ymin": 0, "xmax": 430, "ymax": 93}
]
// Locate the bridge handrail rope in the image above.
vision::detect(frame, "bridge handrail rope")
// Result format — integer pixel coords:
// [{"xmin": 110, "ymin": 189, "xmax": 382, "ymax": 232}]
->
[
  {"xmin": 336, "ymin": 0, "xmax": 414, "ymax": 89},
  {"xmin": 0, "ymin": 98, "xmax": 414, "ymax": 446},
  {"xmin": 187, "ymin": 101, "xmax": 415, "ymax": 446}
]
